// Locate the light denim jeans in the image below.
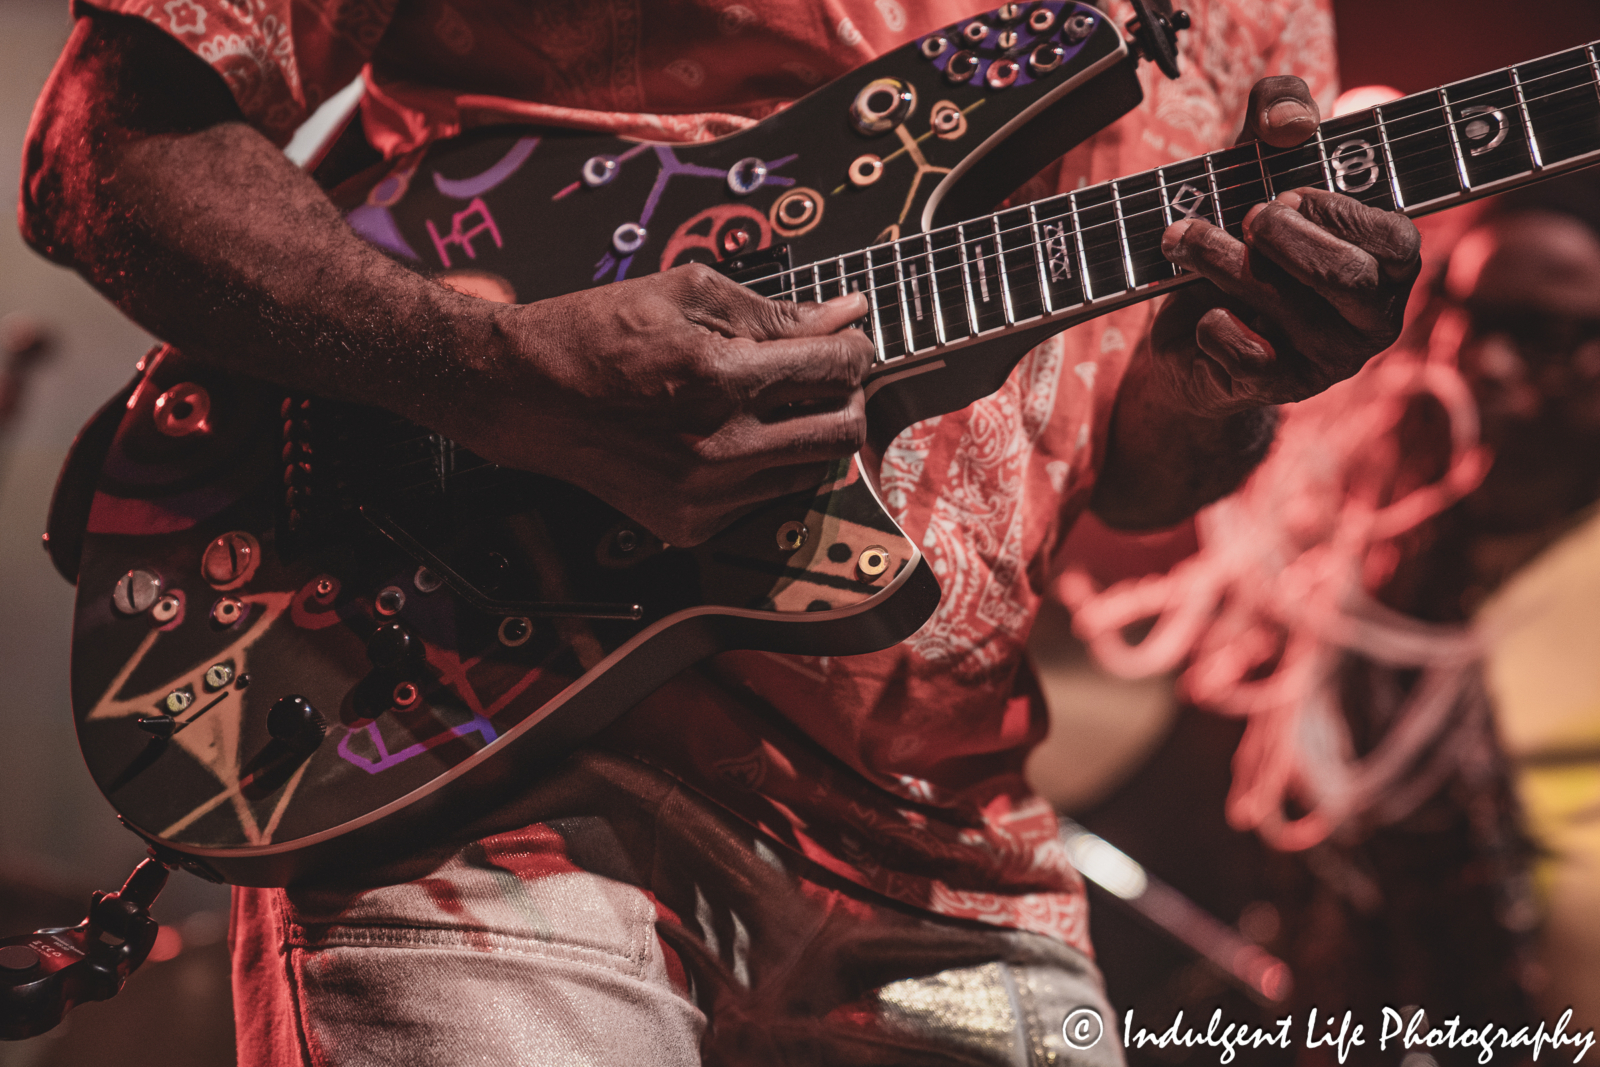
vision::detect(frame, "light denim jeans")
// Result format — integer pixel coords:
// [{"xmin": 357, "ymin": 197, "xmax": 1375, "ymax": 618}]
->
[{"xmin": 231, "ymin": 751, "xmax": 1125, "ymax": 1066}]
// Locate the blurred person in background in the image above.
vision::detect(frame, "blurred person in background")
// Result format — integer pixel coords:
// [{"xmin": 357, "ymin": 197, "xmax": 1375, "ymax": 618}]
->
[{"xmin": 1052, "ymin": 168, "xmax": 1600, "ymax": 1056}]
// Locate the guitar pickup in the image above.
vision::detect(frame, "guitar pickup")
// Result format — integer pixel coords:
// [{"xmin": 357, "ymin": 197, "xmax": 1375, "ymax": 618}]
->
[{"xmin": 716, "ymin": 244, "xmax": 793, "ymax": 300}]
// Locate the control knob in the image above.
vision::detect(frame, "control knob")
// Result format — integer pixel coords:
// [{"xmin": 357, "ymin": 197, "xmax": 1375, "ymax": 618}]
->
[{"xmin": 267, "ymin": 695, "xmax": 326, "ymax": 753}]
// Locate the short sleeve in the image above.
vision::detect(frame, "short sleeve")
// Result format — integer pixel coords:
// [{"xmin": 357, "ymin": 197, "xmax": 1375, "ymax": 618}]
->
[{"xmin": 72, "ymin": 0, "xmax": 398, "ymax": 145}]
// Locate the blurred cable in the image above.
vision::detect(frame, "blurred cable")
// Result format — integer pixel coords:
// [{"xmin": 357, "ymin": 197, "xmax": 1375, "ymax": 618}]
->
[
  {"xmin": 0, "ymin": 313, "xmax": 56, "ymax": 492},
  {"xmin": 1060, "ymin": 819, "xmax": 1293, "ymax": 1007}
]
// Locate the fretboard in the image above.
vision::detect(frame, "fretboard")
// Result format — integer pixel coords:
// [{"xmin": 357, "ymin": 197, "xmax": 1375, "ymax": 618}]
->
[{"xmin": 749, "ymin": 41, "xmax": 1600, "ymax": 365}]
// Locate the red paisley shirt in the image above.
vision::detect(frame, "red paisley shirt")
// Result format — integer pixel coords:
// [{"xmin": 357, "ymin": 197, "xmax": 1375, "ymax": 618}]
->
[{"xmin": 81, "ymin": 0, "xmax": 1337, "ymax": 953}]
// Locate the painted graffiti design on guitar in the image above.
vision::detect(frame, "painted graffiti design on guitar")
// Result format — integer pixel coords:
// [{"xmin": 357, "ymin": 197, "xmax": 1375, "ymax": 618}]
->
[
  {"xmin": 59, "ymin": 0, "xmax": 1600, "ymax": 886},
  {"xmin": 347, "ymin": 0, "xmax": 1117, "ymax": 303},
  {"xmin": 74, "ymin": 345, "xmax": 922, "ymax": 863}
]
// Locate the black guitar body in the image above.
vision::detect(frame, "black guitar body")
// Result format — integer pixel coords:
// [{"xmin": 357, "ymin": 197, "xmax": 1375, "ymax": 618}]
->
[
  {"xmin": 64, "ymin": 2, "xmax": 1144, "ymax": 886},
  {"xmin": 61, "ymin": 0, "xmax": 1600, "ymax": 886}
]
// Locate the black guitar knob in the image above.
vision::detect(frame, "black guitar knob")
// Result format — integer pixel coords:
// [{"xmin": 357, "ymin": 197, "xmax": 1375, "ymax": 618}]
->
[
  {"xmin": 366, "ymin": 622, "xmax": 415, "ymax": 669},
  {"xmin": 267, "ymin": 695, "xmax": 325, "ymax": 751}
]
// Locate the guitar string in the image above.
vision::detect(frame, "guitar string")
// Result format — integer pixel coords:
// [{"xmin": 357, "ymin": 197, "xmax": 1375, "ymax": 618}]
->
[
  {"xmin": 757, "ymin": 83, "xmax": 1600, "ymax": 312},
  {"xmin": 958, "ymin": 53, "xmax": 1600, "ymax": 262},
  {"xmin": 358, "ymin": 60, "xmax": 1600, "ymax": 471},
  {"xmin": 366, "ymin": 82, "xmax": 1600, "ymax": 475},
  {"xmin": 752, "ymin": 56, "xmax": 1600, "ymax": 306}
]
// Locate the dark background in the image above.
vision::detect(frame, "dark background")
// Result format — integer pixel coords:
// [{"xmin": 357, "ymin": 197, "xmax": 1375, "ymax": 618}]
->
[
  {"xmin": 0, "ymin": 1, "xmax": 1597, "ymax": 1064},
  {"xmin": 1335, "ymin": 0, "xmax": 1600, "ymax": 94}
]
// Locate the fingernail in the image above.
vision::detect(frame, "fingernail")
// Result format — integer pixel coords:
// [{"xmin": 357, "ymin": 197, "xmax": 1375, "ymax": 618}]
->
[
  {"xmin": 1162, "ymin": 218, "xmax": 1195, "ymax": 255},
  {"xmin": 1273, "ymin": 189, "xmax": 1303, "ymax": 210},
  {"xmin": 824, "ymin": 292, "xmax": 866, "ymax": 311},
  {"xmin": 1266, "ymin": 100, "xmax": 1314, "ymax": 131}
]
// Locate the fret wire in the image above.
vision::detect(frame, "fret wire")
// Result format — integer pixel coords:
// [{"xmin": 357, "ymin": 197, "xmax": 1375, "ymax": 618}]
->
[
  {"xmin": 1440, "ymin": 87, "xmax": 1472, "ymax": 191},
  {"xmin": 862, "ymin": 248, "xmax": 887, "ymax": 361},
  {"xmin": 1312, "ymin": 123, "xmax": 1334, "ymax": 191},
  {"xmin": 908, "ymin": 251, "xmax": 934, "ymax": 337},
  {"xmin": 1254, "ymin": 142, "xmax": 1275, "ymax": 201},
  {"xmin": 1156, "ymin": 166, "xmax": 1175, "ymax": 227},
  {"xmin": 1078, "ymin": 70, "xmax": 1595, "ymax": 253},
  {"xmin": 924, "ymin": 233, "xmax": 947, "ymax": 347},
  {"xmin": 1374, "ymin": 104, "xmax": 1406, "ymax": 210},
  {"xmin": 1069, "ymin": 192, "xmax": 1093, "ymax": 298},
  {"xmin": 1110, "ymin": 180, "xmax": 1136, "ymax": 290},
  {"xmin": 992, "ymin": 214, "xmax": 1016, "ymax": 324},
  {"xmin": 772, "ymin": 122, "xmax": 1552, "ymax": 308},
  {"xmin": 767, "ymin": 128, "xmax": 1584, "ymax": 313},
  {"xmin": 1155, "ymin": 168, "xmax": 1187, "ymax": 276},
  {"xmin": 956, "ymin": 223, "xmax": 980, "ymax": 334},
  {"xmin": 1201, "ymin": 156, "xmax": 1226, "ymax": 227},
  {"xmin": 811, "ymin": 263, "xmax": 823, "ymax": 303},
  {"xmin": 975, "ymin": 233, "xmax": 993, "ymax": 309},
  {"xmin": 1028, "ymin": 203, "xmax": 1054, "ymax": 315},
  {"xmin": 1510, "ymin": 66, "xmax": 1544, "ymax": 169},
  {"xmin": 756, "ymin": 58, "xmax": 1600, "ymax": 307},
  {"xmin": 892, "ymin": 240, "xmax": 916, "ymax": 353}
]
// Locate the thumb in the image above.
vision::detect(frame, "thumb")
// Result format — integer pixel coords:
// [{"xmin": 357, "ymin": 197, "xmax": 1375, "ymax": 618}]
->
[{"xmin": 1239, "ymin": 75, "xmax": 1320, "ymax": 149}]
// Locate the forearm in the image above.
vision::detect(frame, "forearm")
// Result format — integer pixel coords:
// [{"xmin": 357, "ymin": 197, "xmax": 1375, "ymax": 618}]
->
[
  {"xmin": 1090, "ymin": 338, "xmax": 1278, "ymax": 529},
  {"xmin": 21, "ymin": 12, "xmax": 508, "ymax": 441},
  {"xmin": 19, "ymin": 10, "xmax": 879, "ymax": 546}
]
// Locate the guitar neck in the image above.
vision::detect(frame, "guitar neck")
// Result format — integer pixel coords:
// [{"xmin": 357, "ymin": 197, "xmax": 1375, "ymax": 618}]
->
[{"xmin": 751, "ymin": 41, "xmax": 1600, "ymax": 368}]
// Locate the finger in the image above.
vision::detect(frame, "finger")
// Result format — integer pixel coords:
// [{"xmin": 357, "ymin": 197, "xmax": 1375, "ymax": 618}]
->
[
  {"xmin": 1240, "ymin": 197, "xmax": 1392, "ymax": 337},
  {"xmin": 732, "ymin": 461, "xmax": 844, "ymax": 504},
  {"xmin": 696, "ymin": 390, "xmax": 868, "ymax": 468},
  {"xmin": 1239, "ymin": 76, "xmax": 1320, "ymax": 148},
  {"xmin": 673, "ymin": 262, "xmax": 868, "ymax": 342},
  {"xmin": 1279, "ymin": 188, "xmax": 1422, "ymax": 285},
  {"xmin": 1195, "ymin": 307, "xmax": 1275, "ymax": 381},
  {"xmin": 792, "ymin": 291, "xmax": 871, "ymax": 336},
  {"xmin": 681, "ymin": 463, "xmax": 844, "ymax": 518},
  {"xmin": 1162, "ymin": 220, "xmax": 1369, "ymax": 382},
  {"xmin": 1163, "ymin": 217, "xmax": 1302, "ymax": 322},
  {"xmin": 1193, "ymin": 307, "xmax": 1312, "ymax": 404},
  {"xmin": 648, "ymin": 461, "xmax": 839, "ymax": 546},
  {"xmin": 706, "ymin": 327, "xmax": 875, "ymax": 406}
]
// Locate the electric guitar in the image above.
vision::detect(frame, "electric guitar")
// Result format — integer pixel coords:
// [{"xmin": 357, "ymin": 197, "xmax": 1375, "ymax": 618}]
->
[{"xmin": 56, "ymin": 0, "xmax": 1600, "ymax": 886}]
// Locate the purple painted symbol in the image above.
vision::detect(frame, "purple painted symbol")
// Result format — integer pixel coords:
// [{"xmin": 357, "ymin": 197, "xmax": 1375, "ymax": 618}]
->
[
  {"xmin": 599, "ymin": 148, "xmax": 799, "ymax": 281},
  {"xmin": 337, "ymin": 713, "xmax": 499, "ymax": 774},
  {"xmin": 432, "ymin": 137, "xmax": 540, "ymax": 199},
  {"xmin": 426, "ymin": 198, "xmax": 503, "ymax": 268},
  {"xmin": 347, "ymin": 204, "xmax": 422, "ymax": 260},
  {"xmin": 371, "ymin": 174, "xmax": 407, "ymax": 205},
  {"xmin": 921, "ymin": 0, "xmax": 1085, "ymax": 90}
]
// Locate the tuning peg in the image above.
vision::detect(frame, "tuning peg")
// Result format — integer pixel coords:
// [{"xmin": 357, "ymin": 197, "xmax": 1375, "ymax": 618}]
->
[{"xmin": 1126, "ymin": 0, "xmax": 1189, "ymax": 80}]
